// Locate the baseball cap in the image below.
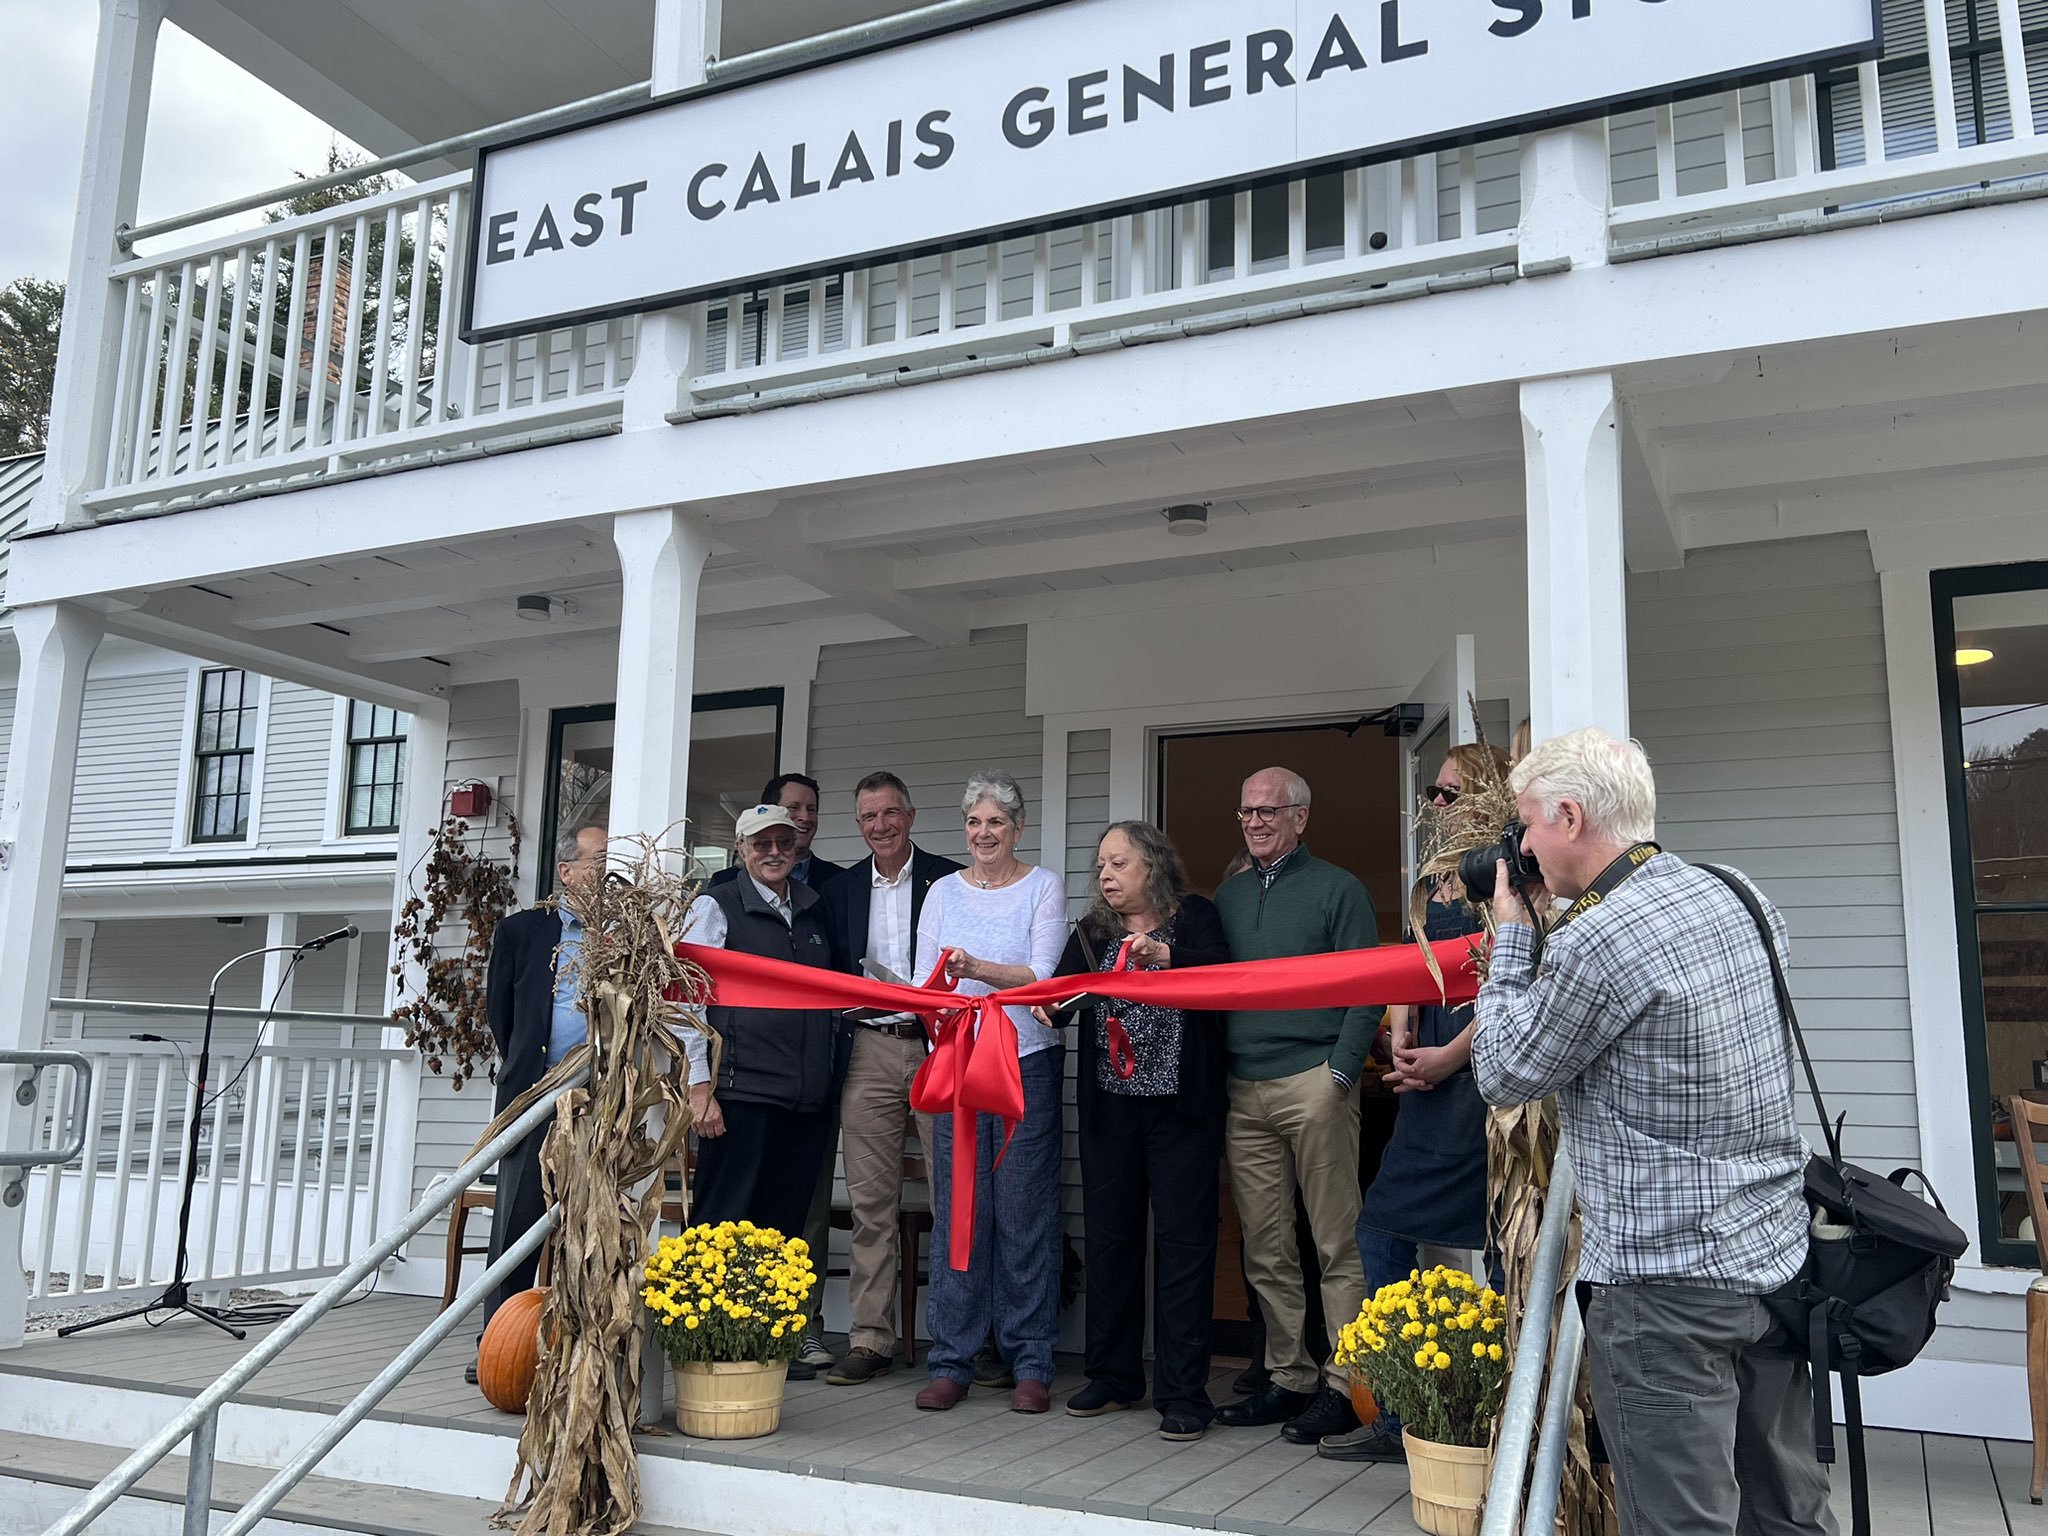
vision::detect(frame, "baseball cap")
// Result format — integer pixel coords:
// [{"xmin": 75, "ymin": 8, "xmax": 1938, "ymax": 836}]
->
[{"xmin": 735, "ymin": 804, "xmax": 798, "ymax": 841}]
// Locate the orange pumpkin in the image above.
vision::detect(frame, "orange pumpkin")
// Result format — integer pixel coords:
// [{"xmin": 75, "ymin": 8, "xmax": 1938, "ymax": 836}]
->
[
  {"xmin": 1348, "ymin": 1373, "xmax": 1381, "ymax": 1428},
  {"xmin": 477, "ymin": 1286, "xmax": 547, "ymax": 1413}
]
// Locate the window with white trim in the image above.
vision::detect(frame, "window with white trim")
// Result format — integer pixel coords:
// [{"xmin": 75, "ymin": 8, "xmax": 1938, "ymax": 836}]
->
[
  {"xmin": 191, "ymin": 667, "xmax": 259, "ymax": 842},
  {"xmin": 343, "ymin": 702, "xmax": 410, "ymax": 836}
]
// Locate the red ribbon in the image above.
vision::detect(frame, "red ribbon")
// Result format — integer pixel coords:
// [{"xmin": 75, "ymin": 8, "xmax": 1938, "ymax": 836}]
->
[
  {"xmin": 1103, "ymin": 936, "xmax": 1139, "ymax": 1081},
  {"xmin": 676, "ymin": 935, "xmax": 1481, "ymax": 1270}
]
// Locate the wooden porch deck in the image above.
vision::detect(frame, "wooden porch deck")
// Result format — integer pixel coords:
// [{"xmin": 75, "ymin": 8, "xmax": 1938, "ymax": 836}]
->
[{"xmin": 5, "ymin": 1293, "xmax": 2039, "ymax": 1536}]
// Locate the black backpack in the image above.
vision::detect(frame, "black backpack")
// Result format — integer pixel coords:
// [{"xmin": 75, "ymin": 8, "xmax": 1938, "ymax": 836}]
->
[{"xmin": 1702, "ymin": 865, "xmax": 1969, "ymax": 1536}]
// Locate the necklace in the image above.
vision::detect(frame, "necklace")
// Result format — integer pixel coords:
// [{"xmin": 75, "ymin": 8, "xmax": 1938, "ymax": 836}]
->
[{"xmin": 972, "ymin": 862, "xmax": 1025, "ymax": 890}]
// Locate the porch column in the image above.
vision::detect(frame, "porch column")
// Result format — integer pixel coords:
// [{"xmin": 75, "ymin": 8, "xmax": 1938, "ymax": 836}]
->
[
  {"xmin": 624, "ymin": 0, "xmax": 722, "ymax": 431},
  {"xmin": 28, "ymin": 0, "xmax": 165, "ymax": 533},
  {"xmin": 609, "ymin": 509, "xmax": 712, "ymax": 851},
  {"xmin": 0, "ymin": 603, "xmax": 105, "ymax": 1349},
  {"xmin": 1521, "ymin": 373, "xmax": 1629, "ymax": 740},
  {"xmin": 1518, "ymin": 121, "xmax": 1610, "ymax": 276}
]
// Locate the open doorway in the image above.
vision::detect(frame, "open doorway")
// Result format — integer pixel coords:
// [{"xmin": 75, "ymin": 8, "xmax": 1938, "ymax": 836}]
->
[{"xmin": 1155, "ymin": 722, "xmax": 1404, "ymax": 1361}]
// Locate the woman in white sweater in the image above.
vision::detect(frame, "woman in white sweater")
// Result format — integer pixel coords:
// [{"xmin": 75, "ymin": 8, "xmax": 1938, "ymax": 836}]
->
[{"xmin": 911, "ymin": 768, "xmax": 1069, "ymax": 1414}]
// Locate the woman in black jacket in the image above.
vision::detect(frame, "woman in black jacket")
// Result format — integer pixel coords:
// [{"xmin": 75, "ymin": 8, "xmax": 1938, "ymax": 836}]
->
[{"xmin": 1043, "ymin": 820, "xmax": 1230, "ymax": 1441}]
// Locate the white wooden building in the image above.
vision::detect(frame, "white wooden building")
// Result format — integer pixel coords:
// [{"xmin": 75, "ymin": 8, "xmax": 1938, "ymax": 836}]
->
[{"xmin": 3, "ymin": 1, "xmax": 2048, "ymax": 1517}]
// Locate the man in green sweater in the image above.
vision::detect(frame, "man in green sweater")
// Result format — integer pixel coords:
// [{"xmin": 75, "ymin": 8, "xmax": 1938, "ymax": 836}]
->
[{"xmin": 1212, "ymin": 766, "xmax": 1381, "ymax": 1446}]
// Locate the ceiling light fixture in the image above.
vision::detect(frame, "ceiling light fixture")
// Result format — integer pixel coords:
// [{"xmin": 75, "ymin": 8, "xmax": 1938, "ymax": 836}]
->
[
  {"xmin": 1956, "ymin": 647, "xmax": 1995, "ymax": 667},
  {"xmin": 1163, "ymin": 503, "xmax": 1210, "ymax": 538},
  {"xmin": 515, "ymin": 594, "xmax": 553, "ymax": 623}
]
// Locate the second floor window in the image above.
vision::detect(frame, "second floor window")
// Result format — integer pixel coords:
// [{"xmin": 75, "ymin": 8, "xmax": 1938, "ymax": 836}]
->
[
  {"xmin": 344, "ymin": 703, "xmax": 409, "ymax": 836},
  {"xmin": 191, "ymin": 668, "xmax": 258, "ymax": 842}
]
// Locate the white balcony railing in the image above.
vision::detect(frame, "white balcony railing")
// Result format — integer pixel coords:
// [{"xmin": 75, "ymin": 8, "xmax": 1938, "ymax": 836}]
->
[
  {"xmin": 88, "ymin": 173, "xmax": 634, "ymax": 518},
  {"xmin": 71, "ymin": 0, "xmax": 2048, "ymax": 515},
  {"xmin": 20, "ymin": 1029, "xmax": 409, "ymax": 1313}
]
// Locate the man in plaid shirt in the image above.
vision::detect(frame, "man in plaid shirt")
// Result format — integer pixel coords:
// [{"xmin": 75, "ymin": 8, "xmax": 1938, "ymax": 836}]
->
[{"xmin": 1470, "ymin": 727, "xmax": 1833, "ymax": 1536}]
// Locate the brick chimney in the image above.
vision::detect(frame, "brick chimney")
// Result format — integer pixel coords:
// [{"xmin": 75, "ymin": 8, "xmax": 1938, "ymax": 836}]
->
[{"xmin": 297, "ymin": 248, "xmax": 354, "ymax": 389}]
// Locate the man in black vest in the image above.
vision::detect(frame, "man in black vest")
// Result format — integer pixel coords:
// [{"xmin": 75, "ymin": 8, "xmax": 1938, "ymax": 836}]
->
[
  {"xmin": 819, "ymin": 771, "xmax": 961, "ymax": 1383},
  {"xmin": 685, "ymin": 803, "xmax": 841, "ymax": 1238},
  {"xmin": 467, "ymin": 822, "xmax": 605, "ymax": 1381}
]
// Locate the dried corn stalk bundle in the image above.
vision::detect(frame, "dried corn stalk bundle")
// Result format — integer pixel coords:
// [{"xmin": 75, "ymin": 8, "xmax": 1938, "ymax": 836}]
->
[{"xmin": 482, "ymin": 832, "xmax": 714, "ymax": 1536}]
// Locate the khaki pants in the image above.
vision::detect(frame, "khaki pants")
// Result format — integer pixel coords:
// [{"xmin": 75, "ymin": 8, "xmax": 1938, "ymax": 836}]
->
[
  {"xmin": 840, "ymin": 1027, "xmax": 937, "ymax": 1356},
  {"xmin": 1225, "ymin": 1064, "xmax": 1366, "ymax": 1394}
]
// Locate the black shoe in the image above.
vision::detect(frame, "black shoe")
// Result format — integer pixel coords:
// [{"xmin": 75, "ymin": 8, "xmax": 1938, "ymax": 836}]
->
[
  {"xmin": 1317, "ymin": 1422, "xmax": 1406, "ymax": 1463},
  {"xmin": 1159, "ymin": 1411, "xmax": 1209, "ymax": 1441},
  {"xmin": 464, "ymin": 1359, "xmax": 479, "ymax": 1385},
  {"xmin": 971, "ymin": 1349, "xmax": 1014, "ymax": 1389},
  {"xmin": 1232, "ymin": 1362, "xmax": 1270, "ymax": 1395},
  {"xmin": 787, "ymin": 1359, "xmax": 818, "ymax": 1381},
  {"xmin": 826, "ymin": 1347, "xmax": 894, "ymax": 1385},
  {"xmin": 1066, "ymin": 1380, "xmax": 1137, "ymax": 1417},
  {"xmin": 1280, "ymin": 1386, "xmax": 1359, "ymax": 1445},
  {"xmin": 1214, "ymin": 1382, "xmax": 1312, "ymax": 1428}
]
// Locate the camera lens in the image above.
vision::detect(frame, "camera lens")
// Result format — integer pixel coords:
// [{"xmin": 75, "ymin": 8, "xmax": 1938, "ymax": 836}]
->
[{"xmin": 1457, "ymin": 845, "xmax": 1497, "ymax": 901}]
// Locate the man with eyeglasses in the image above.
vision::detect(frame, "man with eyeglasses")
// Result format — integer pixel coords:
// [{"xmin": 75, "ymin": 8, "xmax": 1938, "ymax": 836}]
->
[
  {"xmin": 684, "ymin": 803, "xmax": 842, "ymax": 1237},
  {"xmin": 1212, "ymin": 767, "xmax": 1382, "ymax": 1447}
]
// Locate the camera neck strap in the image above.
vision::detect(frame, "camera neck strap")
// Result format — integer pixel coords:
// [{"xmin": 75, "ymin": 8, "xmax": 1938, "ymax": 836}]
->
[
  {"xmin": 1550, "ymin": 842, "xmax": 1661, "ymax": 932},
  {"xmin": 1696, "ymin": 862, "xmax": 1844, "ymax": 1168}
]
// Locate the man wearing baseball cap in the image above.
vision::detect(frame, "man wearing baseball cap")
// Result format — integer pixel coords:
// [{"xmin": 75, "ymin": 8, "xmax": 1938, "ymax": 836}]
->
[{"xmin": 684, "ymin": 803, "xmax": 843, "ymax": 1237}]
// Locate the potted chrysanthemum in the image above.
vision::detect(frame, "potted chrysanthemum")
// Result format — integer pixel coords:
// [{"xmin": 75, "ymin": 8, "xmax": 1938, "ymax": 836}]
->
[
  {"xmin": 1336, "ymin": 1266, "xmax": 1509, "ymax": 1536},
  {"xmin": 642, "ymin": 1220, "xmax": 817, "ymax": 1438}
]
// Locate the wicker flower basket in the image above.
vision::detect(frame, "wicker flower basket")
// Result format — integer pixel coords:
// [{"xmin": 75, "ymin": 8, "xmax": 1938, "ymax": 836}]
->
[
  {"xmin": 674, "ymin": 1359, "xmax": 789, "ymax": 1439},
  {"xmin": 1402, "ymin": 1431, "xmax": 1488, "ymax": 1536}
]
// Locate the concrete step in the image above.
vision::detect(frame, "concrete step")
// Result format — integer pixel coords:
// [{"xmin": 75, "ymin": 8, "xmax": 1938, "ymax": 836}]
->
[{"xmin": 0, "ymin": 1428, "xmax": 712, "ymax": 1536}]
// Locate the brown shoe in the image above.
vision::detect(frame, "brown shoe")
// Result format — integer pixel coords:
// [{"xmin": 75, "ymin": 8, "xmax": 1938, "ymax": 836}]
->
[
  {"xmin": 916, "ymin": 1378, "xmax": 969, "ymax": 1411},
  {"xmin": 1012, "ymin": 1380, "xmax": 1051, "ymax": 1414},
  {"xmin": 827, "ymin": 1347, "xmax": 894, "ymax": 1385}
]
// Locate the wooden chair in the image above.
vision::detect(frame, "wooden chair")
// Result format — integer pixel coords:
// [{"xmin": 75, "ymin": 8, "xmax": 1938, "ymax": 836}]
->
[
  {"xmin": 440, "ymin": 1178, "xmax": 497, "ymax": 1313},
  {"xmin": 2003, "ymin": 1096, "xmax": 2048, "ymax": 1504},
  {"xmin": 828, "ymin": 1148, "xmax": 934, "ymax": 1366}
]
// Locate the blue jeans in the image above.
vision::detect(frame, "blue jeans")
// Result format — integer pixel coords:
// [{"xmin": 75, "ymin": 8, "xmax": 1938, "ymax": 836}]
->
[{"xmin": 927, "ymin": 1044, "xmax": 1066, "ymax": 1386}]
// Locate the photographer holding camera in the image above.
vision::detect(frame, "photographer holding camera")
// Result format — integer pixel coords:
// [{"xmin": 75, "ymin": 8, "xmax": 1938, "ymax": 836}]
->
[{"xmin": 1468, "ymin": 728, "xmax": 1833, "ymax": 1536}]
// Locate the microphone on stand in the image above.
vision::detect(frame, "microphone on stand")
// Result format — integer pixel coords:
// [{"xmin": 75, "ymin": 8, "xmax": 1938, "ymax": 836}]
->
[{"xmin": 297, "ymin": 923, "xmax": 361, "ymax": 953}]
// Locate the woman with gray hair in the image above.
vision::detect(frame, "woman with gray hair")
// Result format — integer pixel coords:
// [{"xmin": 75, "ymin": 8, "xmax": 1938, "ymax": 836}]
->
[
  {"xmin": 911, "ymin": 769, "xmax": 1069, "ymax": 1414},
  {"xmin": 1043, "ymin": 821, "xmax": 1231, "ymax": 1440}
]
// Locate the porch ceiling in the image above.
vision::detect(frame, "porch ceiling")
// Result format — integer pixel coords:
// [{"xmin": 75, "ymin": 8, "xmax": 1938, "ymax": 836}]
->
[{"xmin": 168, "ymin": 0, "xmax": 935, "ymax": 159}]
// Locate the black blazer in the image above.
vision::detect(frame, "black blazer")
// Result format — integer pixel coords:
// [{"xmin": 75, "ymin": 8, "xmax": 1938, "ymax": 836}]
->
[
  {"xmin": 822, "ymin": 846, "xmax": 963, "ymax": 977},
  {"xmin": 1051, "ymin": 893, "xmax": 1231, "ymax": 1120},
  {"xmin": 709, "ymin": 854, "xmax": 846, "ymax": 892},
  {"xmin": 485, "ymin": 906, "xmax": 563, "ymax": 1114}
]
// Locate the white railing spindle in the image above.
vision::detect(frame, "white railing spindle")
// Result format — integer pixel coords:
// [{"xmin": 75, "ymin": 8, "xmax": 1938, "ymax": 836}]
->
[
  {"xmin": 306, "ymin": 232, "xmax": 341, "ymax": 450},
  {"xmin": 368, "ymin": 204, "xmax": 403, "ymax": 435},
  {"xmin": 332, "ymin": 213, "xmax": 372, "ymax": 446},
  {"xmin": 1996, "ymin": 0, "xmax": 2036, "ymax": 139},
  {"xmin": 103, "ymin": 1062, "xmax": 143, "ymax": 1293},
  {"xmin": 66, "ymin": 1060, "xmax": 109, "ymax": 1294},
  {"xmin": 1857, "ymin": 62, "xmax": 1887, "ymax": 166},
  {"xmin": 1926, "ymin": 0, "xmax": 1962, "ymax": 153},
  {"xmin": 102, "ymin": 277, "xmax": 141, "ymax": 483},
  {"xmin": 138, "ymin": 1058, "xmax": 173, "ymax": 1285},
  {"xmin": 189, "ymin": 254, "xmax": 224, "ymax": 473},
  {"xmin": 216, "ymin": 247, "xmax": 249, "ymax": 469},
  {"xmin": 246, "ymin": 239, "xmax": 280, "ymax": 464},
  {"xmin": 313, "ymin": 1060, "xmax": 340, "ymax": 1264}
]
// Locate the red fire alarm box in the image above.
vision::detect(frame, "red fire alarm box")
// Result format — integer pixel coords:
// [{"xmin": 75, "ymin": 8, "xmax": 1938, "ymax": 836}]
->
[{"xmin": 450, "ymin": 782, "xmax": 492, "ymax": 819}]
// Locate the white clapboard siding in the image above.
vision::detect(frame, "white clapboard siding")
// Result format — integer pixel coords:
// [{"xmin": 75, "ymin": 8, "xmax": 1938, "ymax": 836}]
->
[
  {"xmin": 1065, "ymin": 730, "xmax": 1112, "ymax": 917},
  {"xmin": 259, "ymin": 684, "xmax": 336, "ymax": 845},
  {"xmin": 405, "ymin": 681, "xmax": 526, "ymax": 1229},
  {"xmin": 66, "ymin": 670, "xmax": 191, "ymax": 860},
  {"xmin": 1628, "ymin": 534, "xmax": 1916, "ymax": 1170}
]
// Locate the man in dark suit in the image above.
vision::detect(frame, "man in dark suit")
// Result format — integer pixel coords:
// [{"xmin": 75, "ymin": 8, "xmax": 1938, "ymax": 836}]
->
[
  {"xmin": 708, "ymin": 773, "xmax": 846, "ymax": 891},
  {"xmin": 820, "ymin": 771, "xmax": 961, "ymax": 1384},
  {"xmin": 468, "ymin": 822, "xmax": 606, "ymax": 1380}
]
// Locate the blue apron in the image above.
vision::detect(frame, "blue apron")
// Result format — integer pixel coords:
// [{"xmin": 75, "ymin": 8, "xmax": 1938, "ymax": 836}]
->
[{"xmin": 1357, "ymin": 901, "xmax": 1489, "ymax": 1250}]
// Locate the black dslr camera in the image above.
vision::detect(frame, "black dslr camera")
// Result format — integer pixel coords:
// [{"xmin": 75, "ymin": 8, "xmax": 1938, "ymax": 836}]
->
[{"xmin": 1458, "ymin": 822, "xmax": 1542, "ymax": 902}]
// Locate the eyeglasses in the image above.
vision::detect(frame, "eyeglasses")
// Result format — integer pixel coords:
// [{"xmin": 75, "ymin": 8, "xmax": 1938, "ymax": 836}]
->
[
  {"xmin": 1424, "ymin": 785, "xmax": 1461, "ymax": 806},
  {"xmin": 747, "ymin": 834, "xmax": 798, "ymax": 854},
  {"xmin": 1234, "ymin": 804, "xmax": 1304, "ymax": 825}
]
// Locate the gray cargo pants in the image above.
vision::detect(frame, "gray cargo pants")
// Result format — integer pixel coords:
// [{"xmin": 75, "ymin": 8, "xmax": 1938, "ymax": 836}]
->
[{"xmin": 1583, "ymin": 1282, "xmax": 1838, "ymax": 1536}]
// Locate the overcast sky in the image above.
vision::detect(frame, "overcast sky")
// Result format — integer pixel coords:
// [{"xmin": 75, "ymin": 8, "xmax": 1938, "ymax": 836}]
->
[{"xmin": 0, "ymin": 0, "xmax": 366, "ymax": 289}]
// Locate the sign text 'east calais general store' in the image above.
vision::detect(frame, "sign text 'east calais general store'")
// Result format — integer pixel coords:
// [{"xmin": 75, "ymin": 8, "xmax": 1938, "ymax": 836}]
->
[{"xmin": 461, "ymin": 0, "xmax": 1881, "ymax": 340}]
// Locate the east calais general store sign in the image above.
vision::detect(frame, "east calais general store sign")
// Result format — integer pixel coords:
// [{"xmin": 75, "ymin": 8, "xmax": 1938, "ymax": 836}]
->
[{"xmin": 462, "ymin": 0, "xmax": 1881, "ymax": 340}]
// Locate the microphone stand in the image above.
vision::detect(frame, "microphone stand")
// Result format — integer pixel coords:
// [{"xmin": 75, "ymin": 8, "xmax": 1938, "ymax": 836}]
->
[{"xmin": 60, "ymin": 928, "xmax": 351, "ymax": 1339}]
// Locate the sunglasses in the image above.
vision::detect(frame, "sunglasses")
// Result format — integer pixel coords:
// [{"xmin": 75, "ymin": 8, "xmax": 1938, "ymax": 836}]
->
[{"xmin": 1424, "ymin": 785, "xmax": 1461, "ymax": 806}]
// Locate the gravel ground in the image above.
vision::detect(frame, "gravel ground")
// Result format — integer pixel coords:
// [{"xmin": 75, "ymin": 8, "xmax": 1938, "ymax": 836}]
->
[{"xmin": 23, "ymin": 1274, "xmax": 298, "ymax": 1334}]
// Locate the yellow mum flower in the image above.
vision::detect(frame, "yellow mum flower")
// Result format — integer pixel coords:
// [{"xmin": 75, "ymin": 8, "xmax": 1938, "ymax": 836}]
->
[
  {"xmin": 685, "ymin": 1315, "xmax": 701, "ymax": 1330},
  {"xmin": 1473, "ymin": 1342, "xmax": 1488, "ymax": 1358},
  {"xmin": 1413, "ymin": 1348, "xmax": 1432, "ymax": 1368},
  {"xmin": 1488, "ymin": 1344, "xmax": 1504, "ymax": 1362}
]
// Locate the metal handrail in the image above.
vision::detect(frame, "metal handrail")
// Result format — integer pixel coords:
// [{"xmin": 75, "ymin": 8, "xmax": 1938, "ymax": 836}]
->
[
  {"xmin": 39, "ymin": 1063, "xmax": 588, "ymax": 1536},
  {"xmin": 1480, "ymin": 1149, "xmax": 1579, "ymax": 1536},
  {"xmin": 1, "ymin": 1051, "xmax": 94, "ymax": 1192}
]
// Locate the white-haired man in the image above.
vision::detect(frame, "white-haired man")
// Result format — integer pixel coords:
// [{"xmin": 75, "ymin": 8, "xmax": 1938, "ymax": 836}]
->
[{"xmin": 1470, "ymin": 727, "xmax": 1832, "ymax": 1536}]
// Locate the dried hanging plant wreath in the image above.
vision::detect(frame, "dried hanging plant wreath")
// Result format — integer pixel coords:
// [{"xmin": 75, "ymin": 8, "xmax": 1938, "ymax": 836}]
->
[
  {"xmin": 1404, "ymin": 705, "xmax": 1614, "ymax": 1536},
  {"xmin": 474, "ymin": 829, "xmax": 715, "ymax": 1536},
  {"xmin": 391, "ymin": 811, "xmax": 524, "ymax": 1089}
]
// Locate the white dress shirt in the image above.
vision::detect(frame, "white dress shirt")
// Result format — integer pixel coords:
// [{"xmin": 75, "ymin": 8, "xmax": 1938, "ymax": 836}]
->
[
  {"xmin": 676, "ymin": 875, "xmax": 797, "ymax": 1088},
  {"xmin": 866, "ymin": 849, "xmax": 919, "ymax": 1023}
]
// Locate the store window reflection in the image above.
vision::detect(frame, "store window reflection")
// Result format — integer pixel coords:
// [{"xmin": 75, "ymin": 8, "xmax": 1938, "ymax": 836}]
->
[
  {"xmin": 1937, "ymin": 570, "xmax": 2048, "ymax": 1264},
  {"xmin": 540, "ymin": 692, "xmax": 782, "ymax": 895}
]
